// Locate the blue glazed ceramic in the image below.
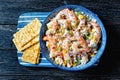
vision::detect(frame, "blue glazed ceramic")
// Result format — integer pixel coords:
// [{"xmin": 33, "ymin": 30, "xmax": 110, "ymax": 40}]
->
[{"xmin": 40, "ymin": 5, "xmax": 107, "ymax": 71}]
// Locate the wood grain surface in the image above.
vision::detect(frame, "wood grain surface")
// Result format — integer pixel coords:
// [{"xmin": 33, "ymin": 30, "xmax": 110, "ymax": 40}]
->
[{"xmin": 0, "ymin": 0, "xmax": 120, "ymax": 79}]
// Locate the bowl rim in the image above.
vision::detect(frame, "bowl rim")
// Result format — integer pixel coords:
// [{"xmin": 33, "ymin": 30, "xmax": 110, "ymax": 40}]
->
[{"xmin": 40, "ymin": 5, "xmax": 107, "ymax": 71}]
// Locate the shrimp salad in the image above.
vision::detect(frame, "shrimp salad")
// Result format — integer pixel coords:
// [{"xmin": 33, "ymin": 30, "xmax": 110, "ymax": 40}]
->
[{"xmin": 43, "ymin": 8, "xmax": 101, "ymax": 67}]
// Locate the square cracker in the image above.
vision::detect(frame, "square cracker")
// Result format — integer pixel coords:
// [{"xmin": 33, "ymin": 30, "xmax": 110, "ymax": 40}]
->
[
  {"xmin": 13, "ymin": 35, "xmax": 39, "ymax": 51},
  {"xmin": 21, "ymin": 35, "xmax": 39, "ymax": 51},
  {"xmin": 13, "ymin": 38, "xmax": 22, "ymax": 51},
  {"xmin": 30, "ymin": 18, "xmax": 42, "ymax": 35},
  {"xmin": 13, "ymin": 18, "xmax": 41, "ymax": 51},
  {"xmin": 22, "ymin": 42, "xmax": 40, "ymax": 64},
  {"xmin": 13, "ymin": 18, "xmax": 41, "ymax": 46},
  {"xmin": 13, "ymin": 29, "xmax": 29, "ymax": 47}
]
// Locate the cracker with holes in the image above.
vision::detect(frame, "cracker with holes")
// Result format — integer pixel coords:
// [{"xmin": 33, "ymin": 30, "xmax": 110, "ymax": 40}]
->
[
  {"xmin": 13, "ymin": 18, "xmax": 41, "ymax": 51},
  {"xmin": 21, "ymin": 35, "xmax": 39, "ymax": 51},
  {"xmin": 22, "ymin": 43, "xmax": 40, "ymax": 64}
]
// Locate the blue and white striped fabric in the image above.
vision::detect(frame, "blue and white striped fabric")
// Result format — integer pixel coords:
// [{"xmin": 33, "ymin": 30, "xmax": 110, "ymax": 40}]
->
[
  {"xmin": 17, "ymin": 12, "xmax": 54, "ymax": 67},
  {"xmin": 17, "ymin": 12, "xmax": 98, "ymax": 67}
]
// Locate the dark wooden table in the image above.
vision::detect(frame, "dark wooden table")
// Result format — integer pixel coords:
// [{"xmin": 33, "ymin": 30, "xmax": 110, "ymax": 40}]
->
[{"xmin": 0, "ymin": 0, "xmax": 120, "ymax": 79}]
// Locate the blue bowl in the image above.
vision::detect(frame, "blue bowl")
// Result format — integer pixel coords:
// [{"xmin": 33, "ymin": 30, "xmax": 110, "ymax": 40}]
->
[{"xmin": 40, "ymin": 5, "xmax": 107, "ymax": 71}]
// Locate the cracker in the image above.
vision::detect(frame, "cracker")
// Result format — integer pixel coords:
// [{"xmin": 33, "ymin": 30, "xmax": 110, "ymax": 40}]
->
[
  {"xmin": 13, "ymin": 18, "xmax": 41, "ymax": 46},
  {"xmin": 22, "ymin": 43, "xmax": 40, "ymax": 64},
  {"xmin": 23, "ymin": 25, "xmax": 35, "ymax": 41},
  {"xmin": 13, "ymin": 38, "xmax": 22, "ymax": 51},
  {"xmin": 30, "ymin": 18, "xmax": 42, "ymax": 35},
  {"xmin": 13, "ymin": 18, "xmax": 41, "ymax": 51},
  {"xmin": 13, "ymin": 29, "xmax": 29, "ymax": 47},
  {"xmin": 13, "ymin": 34, "xmax": 39, "ymax": 52},
  {"xmin": 21, "ymin": 35, "xmax": 39, "ymax": 51}
]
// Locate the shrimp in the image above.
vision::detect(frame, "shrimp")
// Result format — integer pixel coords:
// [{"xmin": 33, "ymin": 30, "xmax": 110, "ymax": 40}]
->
[
  {"xmin": 55, "ymin": 8, "xmax": 78, "ymax": 26},
  {"xmin": 73, "ymin": 30, "xmax": 90, "ymax": 53},
  {"xmin": 78, "ymin": 36, "xmax": 90, "ymax": 53},
  {"xmin": 90, "ymin": 20, "xmax": 101, "ymax": 43},
  {"xmin": 43, "ymin": 8, "xmax": 102, "ymax": 67},
  {"xmin": 43, "ymin": 35, "xmax": 56, "ymax": 48}
]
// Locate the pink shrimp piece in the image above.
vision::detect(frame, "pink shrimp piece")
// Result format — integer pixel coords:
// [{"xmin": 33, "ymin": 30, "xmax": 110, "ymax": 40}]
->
[
  {"xmin": 78, "ymin": 36, "xmax": 90, "ymax": 53},
  {"xmin": 43, "ymin": 35, "xmax": 56, "ymax": 47},
  {"xmin": 44, "ymin": 36, "xmax": 60, "ymax": 58},
  {"xmin": 55, "ymin": 8, "xmax": 78, "ymax": 26},
  {"xmin": 90, "ymin": 20, "xmax": 101, "ymax": 43}
]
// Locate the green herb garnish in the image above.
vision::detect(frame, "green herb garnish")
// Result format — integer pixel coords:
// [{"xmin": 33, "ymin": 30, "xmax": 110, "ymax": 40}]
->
[
  {"xmin": 85, "ymin": 32, "xmax": 90, "ymax": 40},
  {"xmin": 56, "ymin": 46, "xmax": 62, "ymax": 51},
  {"xmin": 75, "ymin": 58, "xmax": 80, "ymax": 65},
  {"xmin": 75, "ymin": 12, "xmax": 82, "ymax": 16},
  {"xmin": 69, "ymin": 30, "xmax": 73, "ymax": 36}
]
